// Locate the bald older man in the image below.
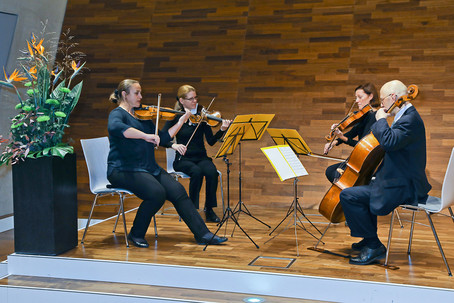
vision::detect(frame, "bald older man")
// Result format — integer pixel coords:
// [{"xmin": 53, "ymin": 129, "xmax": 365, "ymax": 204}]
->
[{"xmin": 340, "ymin": 80, "xmax": 432, "ymax": 265}]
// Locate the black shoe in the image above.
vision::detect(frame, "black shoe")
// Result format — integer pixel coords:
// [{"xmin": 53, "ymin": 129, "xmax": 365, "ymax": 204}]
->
[
  {"xmin": 349, "ymin": 244, "xmax": 386, "ymax": 265},
  {"xmin": 127, "ymin": 233, "xmax": 149, "ymax": 248},
  {"xmin": 195, "ymin": 232, "xmax": 228, "ymax": 245},
  {"xmin": 205, "ymin": 208, "xmax": 220, "ymax": 223},
  {"xmin": 351, "ymin": 239, "xmax": 367, "ymax": 251}
]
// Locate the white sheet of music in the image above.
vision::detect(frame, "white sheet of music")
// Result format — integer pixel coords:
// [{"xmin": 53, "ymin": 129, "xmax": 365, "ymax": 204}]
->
[{"xmin": 261, "ymin": 145, "xmax": 308, "ymax": 181}]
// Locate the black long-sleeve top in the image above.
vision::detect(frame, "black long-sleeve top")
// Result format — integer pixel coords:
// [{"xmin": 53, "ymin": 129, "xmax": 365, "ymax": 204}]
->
[
  {"xmin": 107, "ymin": 107, "xmax": 172, "ymax": 176},
  {"xmin": 162, "ymin": 107, "xmax": 225, "ymax": 159},
  {"xmin": 336, "ymin": 110, "xmax": 377, "ymax": 147}
]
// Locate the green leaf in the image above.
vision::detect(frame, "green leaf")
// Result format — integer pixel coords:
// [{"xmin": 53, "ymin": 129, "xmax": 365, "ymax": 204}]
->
[
  {"xmin": 64, "ymin": 81, "xmax": 83, "ymax": 124},
  {"xmin": 45, "ymin": 98, "xmax": 60, "ymax": 106},
  {"xmin": 55, "ymin": 111, "xmax": 66, "ymax": 118},
  {"xmin": 59, "ymin": 87, "xmax": 71, "ymax": 93},
  {"xmin": 15, "ymin": 104, "xmax": 23, "ymax": 110},
  {"xmin": 36, "ymin": 115, "xmax": 50, "ymax": 122},
  {"xmin": 24, "ymin": 82, "xmax": 32, "ymax": 87},
  {"xmin": 50, "ymin": 80, "xmax": 65, "ymax": 100},
  {"xmin": 22, "ymin": 105, "xmax": 32, "ymax": 111},
  {"xmin": 11, "ymin": 122, "xmax": 24, "ymax": 129},
  {"xmin": 37, "ymin": 65, "xmax": 51, "ymax": 107}
]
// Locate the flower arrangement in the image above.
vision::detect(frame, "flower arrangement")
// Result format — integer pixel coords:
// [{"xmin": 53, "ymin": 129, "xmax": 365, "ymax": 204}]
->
[{"xmin": 0, "ymin": 28, "xmax": 86, "ymax": 165}]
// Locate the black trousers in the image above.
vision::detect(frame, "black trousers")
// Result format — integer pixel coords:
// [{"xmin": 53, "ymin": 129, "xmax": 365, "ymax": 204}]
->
[
  {"xmin": 107, "ymin": 168, "xmax": 209, "ymax": 239},
  {"xmin": 325, "ymin": 162, "xmax": 344, "ymax": 183},
  {"xmin": 339, "ymin": 184, "xmax": 378, "ymax": 239},
  {"xmin": 173, "ymin": 157, "xmax": 219, "ymax": 209}
]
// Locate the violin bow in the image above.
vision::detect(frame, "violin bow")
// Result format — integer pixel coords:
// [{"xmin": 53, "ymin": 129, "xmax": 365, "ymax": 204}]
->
[
  {"xmin": 184, "ymin": 96, "xmax": 216, "ymax": 148},
  {"xmin": 325, "ymin": 99, "xmax": 356, "ymax": 155},
  {"xmin": 154, "ymin": 93, "xmax": 162, "ymax": 149}
]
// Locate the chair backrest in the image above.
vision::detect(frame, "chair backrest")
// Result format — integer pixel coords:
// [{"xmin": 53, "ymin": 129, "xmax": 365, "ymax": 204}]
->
[
  {"xmin": 165, "ymin": 148, "xmax": 190, "ymax": 178},
  {"xmin": 80, "ymin": 137, "xmax": 111, "ymax": 194},
  {"xmin": 440, "ymin": 147, "xmax": 454, "ymax": 210},
  {"xmin": 166, "ymin": 148, "xmax": 177, "ymax": 174}
]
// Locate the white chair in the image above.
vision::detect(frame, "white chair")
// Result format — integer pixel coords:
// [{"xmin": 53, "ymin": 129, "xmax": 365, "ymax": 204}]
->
[
  {"xmin": 385, "ymin": 147, "xmax": 454, "ymax": 276},
  {"xmin": 80, "ymin": 137, "xmax": 157, "ymax": 247},
  {"xmin": 165, "ymin": 148, "xmax": 225, "ymax": 213}
]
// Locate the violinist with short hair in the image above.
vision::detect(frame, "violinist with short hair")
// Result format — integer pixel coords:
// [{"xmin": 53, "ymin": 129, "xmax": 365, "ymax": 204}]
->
[
  {"xmin": 324, "ymin": 83, "xmax": 380, "ymax": 183},
  {"xmin": 339, "ymin": 80, "xmax": 431, "ymax": 265},
  {"xmin": 107, "ymin": 79, "xmax": 228, "ymax": 247},
  {"xmin": 162, "ymin": 85, "xmax": 231, "ymax": 223}
]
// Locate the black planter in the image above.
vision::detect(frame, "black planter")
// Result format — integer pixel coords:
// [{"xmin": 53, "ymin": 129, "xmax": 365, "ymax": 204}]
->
[{"xmin": 12, "ymin": 153, "xmax": 78, "ymax": 255}]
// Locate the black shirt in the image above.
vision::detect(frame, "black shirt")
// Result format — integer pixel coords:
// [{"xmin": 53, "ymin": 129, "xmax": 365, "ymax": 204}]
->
[
  {"xmin": 162, "ymin": 106, "xmax": 225, "ymax": 159},
  {"xmin": 107, "ymin": 107, "xmax": 171, "ymax": 176},
  {"xmin": 336, "ymin": 110, "xmax": 377, "ymax": 147}
]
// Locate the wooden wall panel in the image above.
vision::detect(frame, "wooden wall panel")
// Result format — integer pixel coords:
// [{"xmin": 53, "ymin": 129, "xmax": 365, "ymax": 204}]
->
[{"xmin": 62, "ymin": 0, "xmax": 454, "ymax": 218}]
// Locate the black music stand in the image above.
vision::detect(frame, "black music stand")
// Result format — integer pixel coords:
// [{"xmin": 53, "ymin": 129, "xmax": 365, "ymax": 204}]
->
[
  {"xmin": 204, "ymin": 122, "xmax": 258, "ymax": 249},
  {"xmin": 264, "ymin": 129, "xmax": 324, "ymax": 255},
  {"xmin": 220, "ymin": 114, "xmax": 275, "ymax": 232}
]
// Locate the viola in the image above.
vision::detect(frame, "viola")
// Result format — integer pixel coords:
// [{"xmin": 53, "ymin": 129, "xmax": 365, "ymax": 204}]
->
[
  {"xmin": 325, "ymin": 104, "xmax": 372, "ymax": 141},
  {"xmin": 189, "ymin": 107, "xmax": 223, "ymax": 127},
  {"xmin": 134, "ymin": 105, "xmax": 185, "ymax": 120},
  {"xmin": 385, "ymin": 84, "xmax": 418, "ymax": 113}
]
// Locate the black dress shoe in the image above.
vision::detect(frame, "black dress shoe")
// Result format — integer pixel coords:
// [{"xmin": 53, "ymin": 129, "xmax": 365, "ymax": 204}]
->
[
  {"xmin": 127, "ymin": 233, "xmax": 149, "ymax": 248},
  {"xmin": 351, "ymin": 239, "xmax": 367, "ymax": 251},
  {"xmin": 205, "ymin": 208, "xmax": 220, "ymax": 223},
  {"xmin": 349, "ymin": 244, "xmax": 386, "ymax": 265},
  {"xmin": 195, "ymin": 232, "xmax": 228, "ymax": 245}
]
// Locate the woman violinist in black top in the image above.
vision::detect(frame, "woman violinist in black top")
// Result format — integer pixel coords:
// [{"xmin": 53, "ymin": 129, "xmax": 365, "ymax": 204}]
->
[
  {"xmin": 162, "ymin": 85, "xmax": 231, "ymax": 223},
  {"xmin": 107, "ymin": 79, "xmax": 227, "ymax": 247},
  {"xmin": 324, "ymin": 83, "xmax": 380, "ymax": 183}
]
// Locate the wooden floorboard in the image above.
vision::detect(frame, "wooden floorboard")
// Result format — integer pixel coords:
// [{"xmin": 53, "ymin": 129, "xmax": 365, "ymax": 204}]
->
[
  {"xmin": 0, "ymin": 275, "xmax": 324, "ymax": 303},
  {"xmin": 54, "ymin": 204, "xmax": 454, "ymax": 290}
]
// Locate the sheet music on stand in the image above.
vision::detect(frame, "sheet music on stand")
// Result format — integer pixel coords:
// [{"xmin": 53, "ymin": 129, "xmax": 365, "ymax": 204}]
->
[
  {"xmin": 261, "ymin": 144, "xmax": 321, "ymax": 256},
  {"xmin": 261, "ymin": 145, "xmax": 308, "ymax": 181}
]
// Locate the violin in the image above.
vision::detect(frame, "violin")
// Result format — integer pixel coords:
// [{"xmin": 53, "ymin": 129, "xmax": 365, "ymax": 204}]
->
[
  {"xmin": 189, "ymin": 107, "xmax": 223, "ymax": 127},
  {"xmin": 134, "ymin": 105, "xmax": 185, "ymax": 120},
  {"xmin": 385, "ymin": 84, "xmax": 418, "ymax": 113},
  {"xmin": 325, "ymin": 103, "xmax": 372, "ymax": 141}
]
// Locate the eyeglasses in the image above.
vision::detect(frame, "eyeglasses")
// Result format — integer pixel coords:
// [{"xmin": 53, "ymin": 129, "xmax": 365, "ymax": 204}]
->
[
  {"xmin": 380, "ymin": 94, "xmax": 393, "ymax": 103},
  {"xmin": 184, "ymin": 96, "xmax": 198, "ymax": 102}
]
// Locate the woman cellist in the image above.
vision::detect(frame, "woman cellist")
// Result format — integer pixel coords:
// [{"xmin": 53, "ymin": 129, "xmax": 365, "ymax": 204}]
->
[{"xmin": 324, "ymin": 83, "xmax": 380, "ymax": 183}]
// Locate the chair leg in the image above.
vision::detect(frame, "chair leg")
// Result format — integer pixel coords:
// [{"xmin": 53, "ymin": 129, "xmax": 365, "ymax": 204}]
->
[
  {"xmin": 425, "ymin": 211, "xmax": 452, "ymax": 276},
  {"xmin": 449, "ymin": 207, "xmax": 454, "ymax": 223},
  {"xmin": 395, "ymin": 209, "xmax": 403, "ymax": 228},
  {"xmin": 153, "ymin": 215, "xmax": 158, "ymax": 238},
  {"xmin": 407, "ymin": 211, "xmax": 416, "ymax": 255},
  {"xmin": 81, "ymin": 195, "xmax": 99, "ymax": 244},
  {"xmin": 113, "ymin": 203, "xmax": 122, "ymax": 233},
  {"xmin": 119, "ymin": 194, "xmax": 129, "ymax": 247},
  {"xmin": 384, "ymin": 209, "xmax": 396, "ymax": 266}
]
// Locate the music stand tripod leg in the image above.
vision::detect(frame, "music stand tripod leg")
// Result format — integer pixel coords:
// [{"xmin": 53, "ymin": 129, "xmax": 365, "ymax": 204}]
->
[
  {"xmin": 203, "ymin": 156, "xmax": 260, "ymax": 250},
  {"xmin": 231, "ymin": 143, "xmax": 271, "ymax": 236}
]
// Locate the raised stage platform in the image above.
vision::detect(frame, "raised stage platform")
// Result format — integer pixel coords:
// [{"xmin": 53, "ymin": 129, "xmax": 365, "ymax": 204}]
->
[{"xmin": 1, "ymin": 205, "xmax": 454, "ymax": 302}]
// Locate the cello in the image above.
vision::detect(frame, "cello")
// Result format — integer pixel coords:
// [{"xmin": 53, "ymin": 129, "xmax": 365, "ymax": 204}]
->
[{"xmin": 318, "ymin": 85, "xmax": 419, "ymax": 223}]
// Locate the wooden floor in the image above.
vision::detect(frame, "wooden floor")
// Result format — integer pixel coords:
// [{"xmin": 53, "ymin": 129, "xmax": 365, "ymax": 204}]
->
[
  {"xmin": 2, "ymin": 202, "xmax": 454, "ymax": 302},
  {"xmin": 61, "ymin": 203, "xmax": 454, "ymax": 289}
]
